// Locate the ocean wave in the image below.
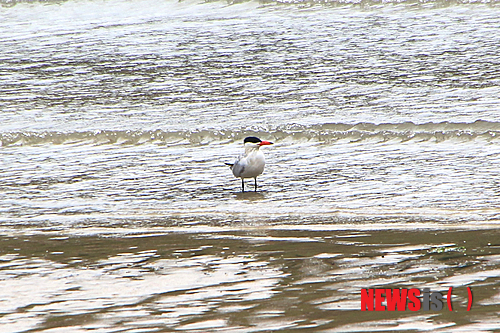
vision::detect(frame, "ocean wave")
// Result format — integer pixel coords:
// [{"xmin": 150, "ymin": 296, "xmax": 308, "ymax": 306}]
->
[
  {"xmin": 1, "ymin": 0, "xmax": 498, "ymax": 8},
  {"xmin": 2, "ymin": 120, "xmax": 500, "ymax": 147}
]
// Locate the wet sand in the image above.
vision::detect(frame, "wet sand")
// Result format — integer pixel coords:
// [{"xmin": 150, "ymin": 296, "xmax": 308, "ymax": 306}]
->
[{"xmin": 1, "ymin": 221, "xmax": 499, "ymax": 332}]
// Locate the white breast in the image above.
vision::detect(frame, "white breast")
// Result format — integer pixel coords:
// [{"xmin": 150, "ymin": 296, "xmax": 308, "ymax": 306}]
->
[{"xmin": 232, "ymin": 150, "xmax": 266, "ymax": 179}]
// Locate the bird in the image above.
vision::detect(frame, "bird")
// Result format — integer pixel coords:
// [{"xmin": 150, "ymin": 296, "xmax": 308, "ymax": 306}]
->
[{"xmin": 225, "ymin": 136, "xmax": 274, "ymax": 192}]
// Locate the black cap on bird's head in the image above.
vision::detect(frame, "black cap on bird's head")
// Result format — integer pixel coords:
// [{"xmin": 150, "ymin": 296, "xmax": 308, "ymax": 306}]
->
[
  {"xmin": 244, "ymin": 136, "xmax": 262, "ymax": 144},
  {"xmin": 243, "ymin": 136, "xmax": 273, "ymax": 146}
]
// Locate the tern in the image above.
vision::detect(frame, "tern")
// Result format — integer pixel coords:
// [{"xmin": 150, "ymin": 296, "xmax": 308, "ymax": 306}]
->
[{"xmin": 225, "ymin": 136, "xmax": 274, "ymax": 192}]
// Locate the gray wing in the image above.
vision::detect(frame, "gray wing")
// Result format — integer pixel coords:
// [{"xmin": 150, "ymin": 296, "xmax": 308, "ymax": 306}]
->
[{"xmin": 230, "ymin": 156, "xmax": 246, "ymax": 178}]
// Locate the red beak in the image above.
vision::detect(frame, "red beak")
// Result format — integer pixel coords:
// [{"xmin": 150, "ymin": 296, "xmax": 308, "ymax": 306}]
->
[{"xmin": 259, "ymin": 141, "xmax": 273, "ymax": 146}]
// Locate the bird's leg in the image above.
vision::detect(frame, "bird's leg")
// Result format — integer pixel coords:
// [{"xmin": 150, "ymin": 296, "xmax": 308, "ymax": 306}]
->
[
  {"xmin": 241, "ymin": 178, "xmax": 245, "ymax": 192},
  {"xmin": 254, "ymin": 178, "xmax": 257, "ymax": 192}
]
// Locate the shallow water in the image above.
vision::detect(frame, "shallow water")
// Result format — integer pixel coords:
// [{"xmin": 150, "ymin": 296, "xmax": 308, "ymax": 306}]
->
[
  {"xmin": 1, "ymin": 0, "xmax": 500, "ymax": 331},
  {"xmin": 2, "ymin": 225, "xmax": 500, "ymax": 332}
]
